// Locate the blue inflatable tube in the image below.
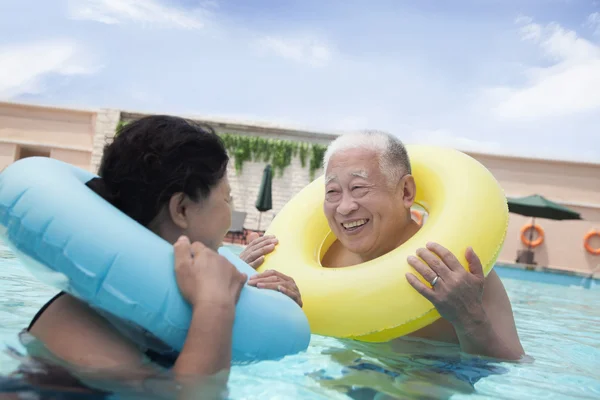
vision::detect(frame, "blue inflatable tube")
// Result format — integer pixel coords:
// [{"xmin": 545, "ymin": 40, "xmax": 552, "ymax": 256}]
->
[{"xmin": 0, "ymin": 157, "xmax": 311, "ymax": 362}]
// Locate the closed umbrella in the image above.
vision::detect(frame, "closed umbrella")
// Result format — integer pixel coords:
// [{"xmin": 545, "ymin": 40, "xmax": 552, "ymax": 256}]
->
[
  {"xmin": 507, "ymin": 194, "xmax": 582, "ymax": 258},
  {"xmin": 255, "ymin": 164, "xmax": 273, "ymax": 231}
]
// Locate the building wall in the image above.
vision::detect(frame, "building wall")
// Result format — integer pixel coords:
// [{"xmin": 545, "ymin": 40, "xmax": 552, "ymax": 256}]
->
[
  {"xmin": 468, "ymin": 153, "xmax": 600, "ymax": 275},
  {"xmin": 0, "ymin": 101, "xmax": 96, "ymax": 171},
  {"xmin": 1, "ymin": 102, "xmax": 598, "ymax": 274}
]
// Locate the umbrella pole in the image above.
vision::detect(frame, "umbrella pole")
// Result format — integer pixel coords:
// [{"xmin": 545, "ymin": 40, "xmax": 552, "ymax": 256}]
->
[{"xmin": 529, "ymin": 217, "xmax": 536, "ymax": 252}]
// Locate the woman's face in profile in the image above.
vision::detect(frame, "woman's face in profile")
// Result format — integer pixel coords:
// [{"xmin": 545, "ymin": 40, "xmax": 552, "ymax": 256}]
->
[{"xmin": 184, "ymin": 175, "xmax": 233, "ymax": 251}]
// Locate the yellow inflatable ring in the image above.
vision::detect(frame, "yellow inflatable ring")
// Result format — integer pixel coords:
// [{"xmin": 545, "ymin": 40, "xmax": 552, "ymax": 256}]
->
[{"xmin": 257, "ymin": 145, "xmax": 508, "ymax": 342}]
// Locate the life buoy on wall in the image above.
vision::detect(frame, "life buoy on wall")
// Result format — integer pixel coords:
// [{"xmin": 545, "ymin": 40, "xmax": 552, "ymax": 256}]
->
[
  {"xmin": 520, "ymin": 223, "xmax": 544, "ymax": 248},
  {"xmin": 411, "ymin": 209, "xmax": 423, "ymax": 226},
  {"xmin": 583, "ymin": 229, "xmax": 600, "ymax": 256}
]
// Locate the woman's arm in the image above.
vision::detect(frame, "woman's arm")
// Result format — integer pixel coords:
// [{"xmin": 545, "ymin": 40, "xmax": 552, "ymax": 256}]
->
[
  {"xmin": 28, "ymin": 294, "xmax": 155, "ymax": 373},
  {"xmin": 28, "ymin": 236, "xmax": 246, "ymax": 392}
]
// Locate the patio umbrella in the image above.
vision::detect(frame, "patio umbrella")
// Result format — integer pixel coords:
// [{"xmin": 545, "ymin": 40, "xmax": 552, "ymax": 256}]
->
[
  {"xmin": 255, "ymin": 164, "xmax": 273, "ymax": 231},
  {"xmin": 507, "ymin": 194, "xmax": 582, "ymax": 251},
  {"xmin": 507, "ymin": 194, "xmax": 582, "ymax": 221}
]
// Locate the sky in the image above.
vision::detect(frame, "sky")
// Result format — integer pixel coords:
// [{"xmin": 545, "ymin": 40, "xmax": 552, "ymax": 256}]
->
[{"xmin": 1, "ymin": 0, "xmax": 599, "ymax": 163}]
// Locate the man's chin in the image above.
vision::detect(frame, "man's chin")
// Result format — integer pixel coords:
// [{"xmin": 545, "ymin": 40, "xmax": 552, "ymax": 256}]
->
[{"xmin": 339, "ymin": 236, "xmax": 371, "ymax": 255}]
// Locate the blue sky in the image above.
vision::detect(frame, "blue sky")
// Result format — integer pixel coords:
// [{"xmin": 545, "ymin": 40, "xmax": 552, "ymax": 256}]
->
[{"xmin": 1, "ymin": 0, "xmax": 599, "ymax": 162}]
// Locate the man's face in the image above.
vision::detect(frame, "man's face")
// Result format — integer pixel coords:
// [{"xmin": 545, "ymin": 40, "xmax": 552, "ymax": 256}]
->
[{"xmin": 323, "ymin": 148, "xmax": 412, "ymax": 258}]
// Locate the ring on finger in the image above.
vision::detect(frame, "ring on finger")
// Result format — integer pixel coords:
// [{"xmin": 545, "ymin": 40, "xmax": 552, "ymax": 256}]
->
[{"xmin": 430, "ymin": 275, "xmax": 440, "ymax": 287}]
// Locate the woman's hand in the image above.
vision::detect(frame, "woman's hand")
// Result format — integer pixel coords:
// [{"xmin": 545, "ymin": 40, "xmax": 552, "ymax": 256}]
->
[
  {"xmin": 174, "ymin": 236, "xmax": 247, "ymax": 307},
  {"xmin": 239, "ymin": 232, "xmax": 278, "ymax": 269},
  {"xmin": 405, "ymin": 242, "xmax": 486, "ymax": 328},
  {"xmin": 172, "ymin": 236, "xmax": 247, "ymax": 380},
  {"xmin": 247, "ymin": 270, "xmax": 303, "ymax": 308}
]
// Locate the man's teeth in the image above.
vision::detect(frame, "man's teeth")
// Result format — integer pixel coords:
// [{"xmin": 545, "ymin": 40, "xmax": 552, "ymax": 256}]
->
[{"xmin": 343, "ymin": 219, "xmax": 367, "ymax": 229}]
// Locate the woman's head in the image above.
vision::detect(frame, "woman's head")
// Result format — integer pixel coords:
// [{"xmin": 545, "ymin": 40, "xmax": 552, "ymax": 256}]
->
[{"xmin": 87, "ymin": 115, "xmax": 232, "ymax": 250}]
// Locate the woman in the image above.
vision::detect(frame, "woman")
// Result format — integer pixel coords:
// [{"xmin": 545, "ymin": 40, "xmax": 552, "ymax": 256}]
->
[{"xmin": 21, "ymin": 115, "xmax": 302, "ymax": 395}]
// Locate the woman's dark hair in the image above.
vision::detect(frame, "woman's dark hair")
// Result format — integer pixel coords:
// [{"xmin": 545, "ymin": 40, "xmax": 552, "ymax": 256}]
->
[{"xmin": 86, "ymin": 115, "xmax": 229, "ymax": 226}]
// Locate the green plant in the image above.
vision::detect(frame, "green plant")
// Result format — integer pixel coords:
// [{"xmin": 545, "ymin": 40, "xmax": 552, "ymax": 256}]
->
[
  {"xmin": 218, "ymin": 133, "xmax": 326, "ymax": 178},
  {"xmin": 114, "ymin": 119, "xmax": 328, "ymax": 178}
]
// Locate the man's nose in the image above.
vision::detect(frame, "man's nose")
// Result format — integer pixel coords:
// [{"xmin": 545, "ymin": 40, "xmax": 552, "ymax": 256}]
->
[{"xmin": 336, "ymin": 194, "xmax": 358, "ymax": 215}]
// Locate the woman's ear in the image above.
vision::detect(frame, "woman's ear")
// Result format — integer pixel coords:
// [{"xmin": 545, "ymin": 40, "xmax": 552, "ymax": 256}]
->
[{"xmin": 168, "ymin": 192, "xmax": 189, "ymax": 230}]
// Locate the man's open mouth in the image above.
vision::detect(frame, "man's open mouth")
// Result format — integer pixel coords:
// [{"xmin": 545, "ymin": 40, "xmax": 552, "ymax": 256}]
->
[{"xmin": 342, "ymin": 219, "xmax": 369, "ymax": 231}]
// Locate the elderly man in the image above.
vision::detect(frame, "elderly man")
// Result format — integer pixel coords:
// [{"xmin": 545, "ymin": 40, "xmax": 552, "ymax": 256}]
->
[{"xmin": 245, "ymin": 130, "xmax": 524, "ymax": 361}]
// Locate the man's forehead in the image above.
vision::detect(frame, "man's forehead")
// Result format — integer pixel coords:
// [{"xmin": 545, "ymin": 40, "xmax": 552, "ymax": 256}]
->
[{"xmin": 325, "ymin": 169, "xmax": 369, "ymax": 184}]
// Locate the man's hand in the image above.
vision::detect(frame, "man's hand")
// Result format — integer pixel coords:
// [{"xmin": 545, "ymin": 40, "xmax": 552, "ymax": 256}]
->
[
  {"xmin": 239, "ymin": 232, "xmax": 278, "ymax": 269},
  {"xmin": 405, "ymin": 242, "xmax": 487, "ymax": 329},
  {"xmin": 248, "ymin": 270, "xmax": 303, "ymax": 308},
  {"xmin": 405, "ymin": 242, "xmax": 524, "ymax": 361}
]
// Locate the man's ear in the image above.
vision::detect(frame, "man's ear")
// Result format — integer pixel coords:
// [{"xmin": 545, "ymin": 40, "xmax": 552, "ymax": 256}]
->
[
  {"xmin": 401, "ymin": 174, "xmax": 417, "ymax": 208},
  {"xmin": 168, "ymin": 192, "xmax": 188, "ymax": 230}
]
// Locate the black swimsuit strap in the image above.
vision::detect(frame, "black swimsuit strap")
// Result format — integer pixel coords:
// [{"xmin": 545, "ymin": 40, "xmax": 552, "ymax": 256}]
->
[
  {"xmin": 27, "ymin": 291, "xmax": 66, "ymax": 331},
  {"xmin": 27, "ymin": 291, "xmax": 178, "ymax": 368}
]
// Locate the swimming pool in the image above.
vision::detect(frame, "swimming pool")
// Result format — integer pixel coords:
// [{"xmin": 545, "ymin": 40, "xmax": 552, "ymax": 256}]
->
[{"xmin": 1, "ymin": 240, "xmax": 599, "ymax": 399}]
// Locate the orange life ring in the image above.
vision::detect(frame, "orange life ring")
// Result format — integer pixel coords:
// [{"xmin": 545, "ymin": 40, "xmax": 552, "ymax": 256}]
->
[
  {"xmin": 411, "ymin": 210, "xmax": 423, "ymax": 226},
  {"xmin": 520, "ymin": 223, "xmax": 544, "ymax": 248},
  {"xmin": 583, "ymin": 229, "xmax": 600, "ymax": 255}
]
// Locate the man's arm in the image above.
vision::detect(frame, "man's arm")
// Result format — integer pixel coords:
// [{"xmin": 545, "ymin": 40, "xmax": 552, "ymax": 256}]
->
[
  {"xmin": 454, "ymin": 270, "xmax": 524, "ymax": 360},
  {"xmin": 406, "ymin": 243, "xmax": 525, "ymax": 361}
]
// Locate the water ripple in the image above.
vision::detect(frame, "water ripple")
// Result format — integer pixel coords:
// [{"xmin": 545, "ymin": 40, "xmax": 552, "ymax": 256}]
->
[{"xmin": 1, "ymin": 241, "xmax": 599, "ymax": 399}]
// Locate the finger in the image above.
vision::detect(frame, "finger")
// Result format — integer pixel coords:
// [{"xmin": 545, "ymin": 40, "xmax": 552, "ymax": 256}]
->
[
  {"xmin": 173, "ymin": 236, "xmax": 192, "ymax": 270},
  {"xmin": 256, "ymin": 269, "xmax": 293, "ymax": 282},
  {"xmin": 426, "ymin": 242, "xmax": 463, "ymax": 272},
  {"xmin": 247, "ymin": 231, "xmax": 260, "ymax": 243},
  {"xmin": 247, "ymin": 235, "xmax": 278, "ymax": 248},
  {"xmin": 465, "ymin": 247, "xmax": 484, "ymax": 278},
  {"xmin": 248, "ymin": 256, "xmax": 265, "ymax": 269},
  {"xmin": 250, "ymin": 282, "xmax": 283, "ymax": 291},
  {"xmin": 248, "ymin": 269, "xmax": 277, "ymax": 280},
  {"xmin": 248, "ymin": 243, "xmax": 276, "ymax": 262},
  {"xmin": 190, "ymin": 241, "xmax": 208, "ymax": 259},
  {"xmin": 248, "ymin": 269, "xmax": 292, "ymax": 282},
  {"xmin": 405, "ymin": 273, "xmax": 436, "ymax": 302},
  {"xmin": 269, "ymin": 270, "xmax": 292, "ymax": 281},
  {"xmin": 409, "ymin": 254, "xmax": 444, "ymax": 283},
  {"xmin": 247, "ymin": 275, "xmax": 280, "ymax": 285},
  {"xmin": 278, "ymin": 285, "xmax": 303, "ymax": 307}
]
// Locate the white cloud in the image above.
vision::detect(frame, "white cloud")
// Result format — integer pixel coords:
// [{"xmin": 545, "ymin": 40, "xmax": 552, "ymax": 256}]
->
[
  {"xmin": 257, "ymin": 36, "xmax": 332, "ymax": 67},
  {"xmin": 0, "ymin": 40, "xmax": 100, "ymax": 98},
  {"xmin": 489, "ymin": 17, "xmax": 600, "ymax": 120},
  {"xmin": 67, "ymin": 0, "xmax": 205, "ymax": 29}
]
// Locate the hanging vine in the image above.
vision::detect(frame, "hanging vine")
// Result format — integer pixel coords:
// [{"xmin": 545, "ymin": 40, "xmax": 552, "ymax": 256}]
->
[
  {"xmin": 114, "ymin": 119, "xmax": 328, "ymax": 178},
  {"xmin": 219, "ymin": 134, "xmax": 326, "ymax": 178}
]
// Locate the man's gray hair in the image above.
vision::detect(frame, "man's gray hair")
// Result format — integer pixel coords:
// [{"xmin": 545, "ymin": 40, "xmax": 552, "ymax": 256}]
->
[{"xmin": 323, "ymin": 130, "xmax": 411, "ymax": 185}]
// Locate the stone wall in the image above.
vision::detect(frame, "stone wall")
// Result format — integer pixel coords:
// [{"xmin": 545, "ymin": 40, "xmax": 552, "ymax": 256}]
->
[
  {"xmin": 91, "ymin": 109, "xmax": 121, "ymax": 173},
  {"xmin": 227, "ymin": 153, "xmax": 324, "ymax": 231}
]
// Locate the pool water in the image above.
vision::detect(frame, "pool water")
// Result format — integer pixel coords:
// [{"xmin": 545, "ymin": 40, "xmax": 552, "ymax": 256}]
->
[{"xmin": 1, "ymin": 240, "xmax": 599, "ymax": 399}]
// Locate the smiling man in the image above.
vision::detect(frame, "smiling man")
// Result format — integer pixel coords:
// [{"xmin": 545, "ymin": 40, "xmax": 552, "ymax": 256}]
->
[
  {"xmin": 244, "ymin": 130, "xmax": 524, "ymax": 360},
  {"xmin": 319, "ymin": 130, "xmax": 524, "ymax": 360}
]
